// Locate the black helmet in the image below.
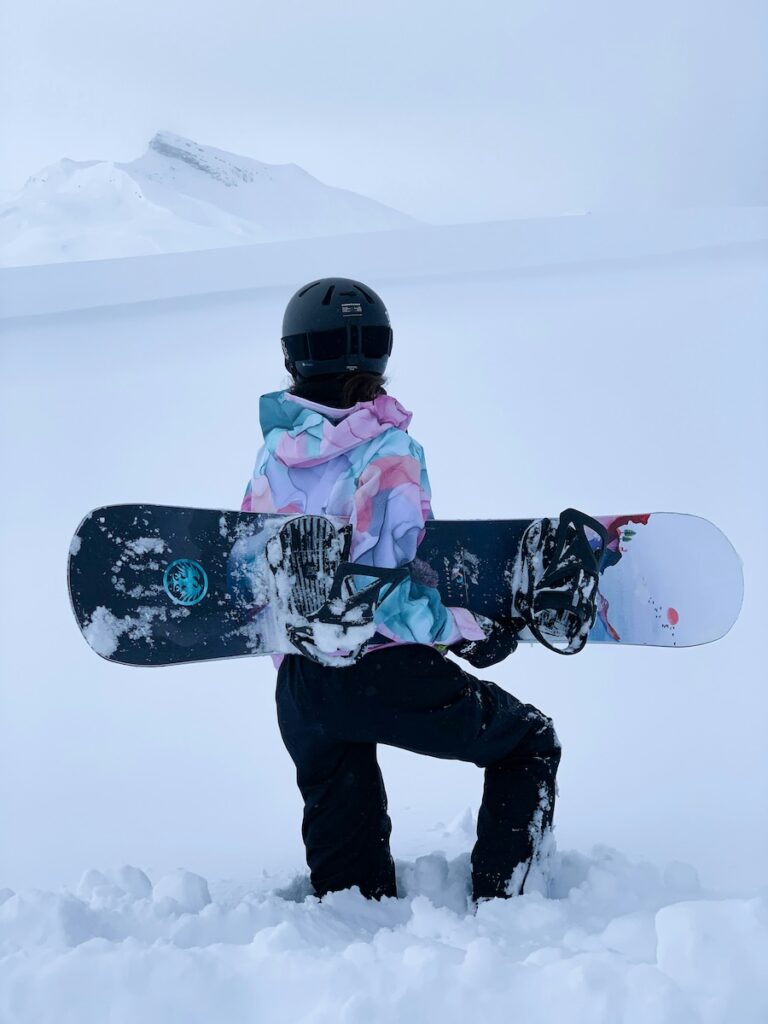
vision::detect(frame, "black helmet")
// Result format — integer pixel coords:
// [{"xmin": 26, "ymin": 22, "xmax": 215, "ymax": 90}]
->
[{"xmin": 281, "ymin": 277, "xmax": 392, "ymax": 379}]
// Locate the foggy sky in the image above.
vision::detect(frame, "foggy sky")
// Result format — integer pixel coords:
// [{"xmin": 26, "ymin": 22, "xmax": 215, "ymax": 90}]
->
[{"xmin": 1, "ymin": 0, "xmax": 766, "ymax": 222}]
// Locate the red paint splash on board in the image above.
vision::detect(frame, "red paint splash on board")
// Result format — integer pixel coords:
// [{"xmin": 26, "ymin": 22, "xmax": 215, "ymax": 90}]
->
[
  {"xmin": 596, "ymin": 513, "xmax": 652, "ymax": 554},
  {"xmin": 667, "ymin": 607, "xmax": 679, "ymax": 626},
  {"xmin": 598, "ymin": 592, "xmax": 621, "ymax": 641}
]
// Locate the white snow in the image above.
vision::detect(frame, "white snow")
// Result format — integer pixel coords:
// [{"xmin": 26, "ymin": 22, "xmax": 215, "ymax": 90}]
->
[
  {"xmin": 0, "ymin": 131, "xmax": 418, "ymax": 268},
  {"xmin": 1, "ymin": 846, "xmax": 766, "ymax": 1024},
  {"xmin": 2, "ymin": 206, "xmax": 765, "ymax": 320},
  {"xmin": 151, "ymin": 868, "xmax": 212, "ymax": 913},
  {"xmin": 82, "ymin": 606, "xmax": 127, "ymax": 658},
  {"xmin": 82, "ymin": 604, "xmax": 169, "ymax": 657},
  {"xmin": 124, "ymin": 536, "xmax": 166, "ymax": 556}
]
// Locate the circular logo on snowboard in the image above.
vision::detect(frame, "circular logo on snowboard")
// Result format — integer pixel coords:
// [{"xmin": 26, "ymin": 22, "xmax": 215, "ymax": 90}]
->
[{"xmin": 163, "ymin": 558, "xmax": 209, "ymax": 606}]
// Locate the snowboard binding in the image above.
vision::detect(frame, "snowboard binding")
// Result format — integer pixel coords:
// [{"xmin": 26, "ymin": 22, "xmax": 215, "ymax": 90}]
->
[
  {"xmin": 266, "ymin": 515, "xmax": 410, "ymax": 667},
  {"xmin": 514, "ymin": 508, "xmax": 608, "ymax": 655}
]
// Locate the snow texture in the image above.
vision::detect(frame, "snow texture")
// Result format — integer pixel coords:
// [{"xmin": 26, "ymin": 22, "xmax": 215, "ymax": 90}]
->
[
  {"xmin": 1, "ymin": 845, "xmax": 766, "ymax": 1024},
  {"xmin": 83, "ymin": 605, "xmax": 168, "ymax": 658},
  {"xmin": 82, "ymin": 606, "xmax": 127, "ymax": 658},
  {"xmin": 124, "ymin": 536, "xmax": 165, "ymax": 556}
]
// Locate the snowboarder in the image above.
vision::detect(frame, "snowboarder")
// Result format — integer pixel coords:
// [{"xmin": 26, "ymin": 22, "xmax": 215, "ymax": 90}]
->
[{"xmin": 241, "ymin": 277, "xmax": 561, "ymax": 902}]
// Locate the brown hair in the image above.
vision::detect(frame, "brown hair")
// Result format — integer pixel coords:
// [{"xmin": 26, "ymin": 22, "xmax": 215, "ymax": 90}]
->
[{"xmin": 288, "ymin": 372, "xmax": 388, "ymax": 409}]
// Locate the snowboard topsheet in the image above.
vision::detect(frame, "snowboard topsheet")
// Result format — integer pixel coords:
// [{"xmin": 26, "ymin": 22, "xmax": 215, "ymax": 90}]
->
[{"xmin": 68, "ymin": 505, "xmax": 744, "ymax": 667}]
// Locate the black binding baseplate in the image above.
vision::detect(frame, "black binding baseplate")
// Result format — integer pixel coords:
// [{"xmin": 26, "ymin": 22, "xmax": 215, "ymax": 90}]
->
[
  {"xmin": 266, "ymin": 515, "xmax": 410, "ymax": 665},
  {"xmin": 513, "ymin": 508, "xmax": 608, "ymax": 655}
]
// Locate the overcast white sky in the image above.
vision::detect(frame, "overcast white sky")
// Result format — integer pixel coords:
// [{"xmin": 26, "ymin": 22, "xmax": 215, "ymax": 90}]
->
[{"xmin": 1, "ymin": 0, "xmax": 766, "ymax": 222}]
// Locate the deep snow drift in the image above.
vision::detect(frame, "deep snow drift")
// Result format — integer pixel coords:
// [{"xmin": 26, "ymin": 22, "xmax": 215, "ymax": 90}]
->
[
  {"xmin": 2, "ymin": 843, "xmax": 767, "ymax": 1024},
  {"xmin": 0, "ymin": 130, "xmax": 418, "ymax": 267}
]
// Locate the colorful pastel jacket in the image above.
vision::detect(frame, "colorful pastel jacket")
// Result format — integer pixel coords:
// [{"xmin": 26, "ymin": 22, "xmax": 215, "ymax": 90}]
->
[{"xmin": 241, "ymin": 391, "xmax": 484, "ymax": 649}]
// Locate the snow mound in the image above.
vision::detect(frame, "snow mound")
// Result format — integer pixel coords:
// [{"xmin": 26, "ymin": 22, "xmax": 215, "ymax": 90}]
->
[
  {"xmin": 0, "ymin": 130, "xmax": 419, "ymax": 267},
  {"xmin": 152, "ymin": 869, "xmax": 211, "ymax": 914},
  {"xmin": 1, "ymin": 847, "xmax": 766, "ymax": 1024}
]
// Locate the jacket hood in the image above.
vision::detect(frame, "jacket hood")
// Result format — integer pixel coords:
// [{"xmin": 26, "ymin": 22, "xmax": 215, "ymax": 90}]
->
[{"xmin": 258, "ymin": 390, "xmax": 413, "ymax": 468}]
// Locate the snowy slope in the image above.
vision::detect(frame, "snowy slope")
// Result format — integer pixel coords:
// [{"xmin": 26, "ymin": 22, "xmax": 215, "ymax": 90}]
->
[
  {"xmin": 2, "ymin": 206, "xmax": 765, "ymax": 320},
  {"xmin": 0, "ymin": 131, "xmax": 418, "ymax": 267},
  {"xmin": 2, "ymin": 848, "xmax": 767, "ymax": 1024},
  {"xmin": 1, "ymin": 210, "xmax": 766, "ymax": 1023}
]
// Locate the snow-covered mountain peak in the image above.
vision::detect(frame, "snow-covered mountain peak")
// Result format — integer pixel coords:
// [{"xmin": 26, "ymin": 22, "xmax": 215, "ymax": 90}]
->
[
  {"xmin": 25, "ymin": 157, "xmax": 102, "ymax": 191},
  {"xmin": 132, "ymin": 130, "xmax": 279, "ymax": 188},
  {"xmin": 1, "ymin": 132, "xmax": 418, "ymax": 267}
]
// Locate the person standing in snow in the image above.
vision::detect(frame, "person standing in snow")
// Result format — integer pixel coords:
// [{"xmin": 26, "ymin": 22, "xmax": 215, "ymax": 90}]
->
[{"xmin": 241, "ymin": 278, "xmax": 560, "ymax": 903}]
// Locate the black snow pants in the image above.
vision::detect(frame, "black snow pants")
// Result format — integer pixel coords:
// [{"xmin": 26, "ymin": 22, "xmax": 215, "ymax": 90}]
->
[{"xmin": 276, "ymin": 644, "xmax": 561, "ymax": 902}]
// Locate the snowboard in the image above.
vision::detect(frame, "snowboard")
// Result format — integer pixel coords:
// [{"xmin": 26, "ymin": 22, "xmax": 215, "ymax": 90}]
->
[{"xmin": 68, "ymin": 505, "xmax": 743, "ymax": 667}]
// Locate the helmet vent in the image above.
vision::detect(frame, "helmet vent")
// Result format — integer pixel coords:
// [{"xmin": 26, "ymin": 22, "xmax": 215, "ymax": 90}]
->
[
  {"xmin": 353, "ymin": 282, "xmax": 375, "ymax": 303},
  {"xmin": 298, "ymin": 281, "xmax": 321, "ymax": 298},
  {"xmin": 321, "ymin": 285, "xmax": 336, "ymax": 305}
]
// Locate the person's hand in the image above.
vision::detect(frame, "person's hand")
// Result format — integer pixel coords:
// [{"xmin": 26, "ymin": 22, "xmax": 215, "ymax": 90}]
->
[{"xmin": 449, "ymin": 615, "xmax": 518, "ymax": 668}]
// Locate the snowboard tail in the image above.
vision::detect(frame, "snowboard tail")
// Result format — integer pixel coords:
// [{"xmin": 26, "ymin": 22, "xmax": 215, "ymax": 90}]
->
[{"xmin": 68, "ymin": 505, "xmax": 744, "ymax": 667}]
